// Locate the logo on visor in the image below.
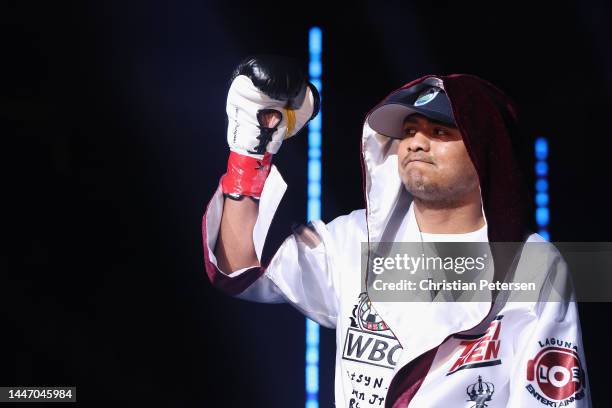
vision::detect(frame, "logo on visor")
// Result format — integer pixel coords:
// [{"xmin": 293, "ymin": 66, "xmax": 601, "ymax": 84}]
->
[{"xmin": 414, "ymin": 87, "xmax": 440, "ymax": 106}]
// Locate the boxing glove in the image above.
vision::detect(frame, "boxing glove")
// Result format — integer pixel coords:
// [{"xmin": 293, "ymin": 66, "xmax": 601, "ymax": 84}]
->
[{"xmin": 221, "ymin": 55, "xmax": 320, "ymax": 200}]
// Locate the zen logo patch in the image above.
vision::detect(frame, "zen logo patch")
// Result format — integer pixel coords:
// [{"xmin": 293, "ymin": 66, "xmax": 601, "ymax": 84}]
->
[
  {"xmin": 526, "ymin": 339, "xmax": 586, "ymax": 406},
  {"xmin": 447, "ymin": 316, "xmax": 503, "ymax": 375}
]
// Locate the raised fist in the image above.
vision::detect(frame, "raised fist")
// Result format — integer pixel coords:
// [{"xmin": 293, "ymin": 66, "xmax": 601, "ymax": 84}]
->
[
  {"xmin": 226, "ymin": 55, "xmax": 320, "ymax": 158},
  {"xmin": 221, "ymin": 55, "xmax": 320, "ymax": 200}
]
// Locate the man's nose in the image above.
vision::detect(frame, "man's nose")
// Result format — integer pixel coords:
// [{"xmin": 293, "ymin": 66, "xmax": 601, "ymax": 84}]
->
[{"xmin": 406, "ymin": 131, "xmax": 430, "ymax": 152}]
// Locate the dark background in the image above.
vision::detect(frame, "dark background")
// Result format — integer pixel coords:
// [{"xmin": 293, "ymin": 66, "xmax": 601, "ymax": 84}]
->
[{"xmin": 3, "ymin": 1, "xmax": 611, "ymax": 406}]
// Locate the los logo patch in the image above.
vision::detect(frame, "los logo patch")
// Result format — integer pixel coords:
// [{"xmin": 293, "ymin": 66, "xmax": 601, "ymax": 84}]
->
[{"xmin": 526, "ymin": 339, "xmax": 586, "ymax": 405}]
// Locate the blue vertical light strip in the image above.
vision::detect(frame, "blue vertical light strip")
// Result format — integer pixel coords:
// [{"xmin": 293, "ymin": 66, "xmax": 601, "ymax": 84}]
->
[
  {"xmin": 306, "ymin": 26, "xmax": 322, "ymax": 408},
  {"xmin": 535, "ymin": 137, "xmax": 550, "ymax": 241}
]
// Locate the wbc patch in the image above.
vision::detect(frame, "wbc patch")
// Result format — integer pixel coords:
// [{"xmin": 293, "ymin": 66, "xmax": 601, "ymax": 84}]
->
[
  {"xmin": 342, "ymin": 293, "xmax": 402, "ymax": 369},
  {"xmin": 447, "ymin": 316, "xmax": 503, "ymax": 375},
  {"xmin": 525, "ymin": 338, "xmax": 586, "ymax": 406}
]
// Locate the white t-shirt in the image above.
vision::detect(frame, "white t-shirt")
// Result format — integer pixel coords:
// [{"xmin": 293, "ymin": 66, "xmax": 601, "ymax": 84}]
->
[{"xmin": 421, "ymin": 222, "xmax": 488, "ymax": 242}]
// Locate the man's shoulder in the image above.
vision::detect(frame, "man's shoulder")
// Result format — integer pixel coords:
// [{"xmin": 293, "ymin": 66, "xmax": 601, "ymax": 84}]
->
[
  {"xmin": 523, "ymin": 231, "xmax": 562, "ymax": 261},
  {"xmin": 326, "ymin": 209, "xmax": 367, "ymax": 237},
  {"xmin": 328, "ymin": 208, "xmax": 366, "ymax": 226},
  {"xmin": 525, "ymin": 232, "xmax": 548, "ymax": 243}
]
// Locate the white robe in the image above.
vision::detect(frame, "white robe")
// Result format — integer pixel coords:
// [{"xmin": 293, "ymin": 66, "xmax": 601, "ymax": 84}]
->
[{"xmin": 202, "ymin": 123, "xmax": 591, "ymax": 408}]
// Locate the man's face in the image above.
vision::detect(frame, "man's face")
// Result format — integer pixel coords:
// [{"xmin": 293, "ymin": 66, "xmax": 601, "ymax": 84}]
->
[{"xmin": 397, "ymin": 114, "xmax": 480, "ymax": 205}]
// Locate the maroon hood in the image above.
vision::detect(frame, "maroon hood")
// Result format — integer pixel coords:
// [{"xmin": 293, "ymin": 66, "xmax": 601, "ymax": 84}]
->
[{"xmin": 444, "ymin": 74, "xmax": 530, "ymax": 242}]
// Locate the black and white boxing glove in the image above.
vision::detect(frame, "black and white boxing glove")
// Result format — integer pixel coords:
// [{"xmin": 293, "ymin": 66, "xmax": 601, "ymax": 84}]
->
[{"xmin": 221, "ymin": 55, "xmax": 320, "ymax": 200}]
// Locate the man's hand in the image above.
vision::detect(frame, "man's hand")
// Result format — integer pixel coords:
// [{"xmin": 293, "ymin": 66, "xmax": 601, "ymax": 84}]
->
[{"xmin": 221, "ymin": 55, "xmax": 320, "ymax": 200}]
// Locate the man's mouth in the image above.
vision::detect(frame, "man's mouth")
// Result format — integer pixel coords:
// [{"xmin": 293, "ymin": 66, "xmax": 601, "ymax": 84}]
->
[{"xmin": 403, "ymin": 157, "xmax": 434, "ymax": 167}]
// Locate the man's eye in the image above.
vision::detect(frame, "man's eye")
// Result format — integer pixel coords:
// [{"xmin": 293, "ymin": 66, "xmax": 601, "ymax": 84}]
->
[
  {"xmin": 434, "ymin": 128, "xmax": 448, "ymax": 136},
  {"xmin": 403, "ymin": 128, "xmax": 416, "ymax": 136}
]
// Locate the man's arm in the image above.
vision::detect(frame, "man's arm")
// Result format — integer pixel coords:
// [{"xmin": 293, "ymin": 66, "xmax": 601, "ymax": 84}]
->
[
  {"xmin": 215, "ymin": 195, "xmax": 259, "ymax": 273},
  {"xmin": 506, "ymin": 245, "xmax": 591, "ymax": 407},
  {"xmin": 212, "ymin": 56, "xmax": 318, "ymax": 273},
  {"xmin": 203, "ymin": 55, "xmax": 341, "ymax": 327},
  {"xmin": 214, "ymin": 111, "xmax": 281, "ymax": 273}
]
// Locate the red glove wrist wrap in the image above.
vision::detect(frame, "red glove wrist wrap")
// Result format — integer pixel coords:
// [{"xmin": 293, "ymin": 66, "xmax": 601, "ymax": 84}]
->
[{"xmin": 221, "ymin": 151, "xmax": 273, "ymax": 199}]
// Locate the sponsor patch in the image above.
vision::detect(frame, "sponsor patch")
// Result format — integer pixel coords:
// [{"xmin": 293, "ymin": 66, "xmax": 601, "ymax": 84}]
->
[
  {"xmin": 525, "ymin": 340, "xmax": 586, "ymax": 406},
  {"xmin": 447, "ymin": 316, "xmax": 503, "ymax": 375}
]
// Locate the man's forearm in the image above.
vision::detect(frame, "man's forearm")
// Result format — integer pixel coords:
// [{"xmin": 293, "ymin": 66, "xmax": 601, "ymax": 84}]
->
[
  {"xmin": 212, "ymin": 55, "xmax": 319, "ymax": 275},
  {"xmin": 214, "ymin": 198, "xmax": 260, "ymax": 274}
]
